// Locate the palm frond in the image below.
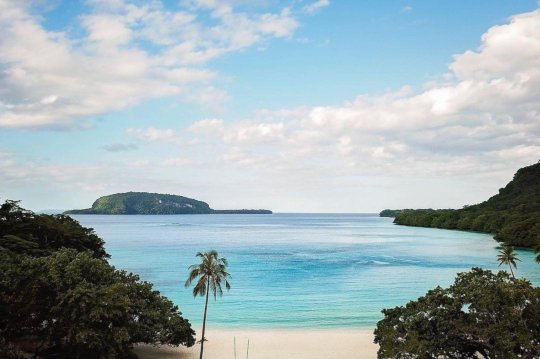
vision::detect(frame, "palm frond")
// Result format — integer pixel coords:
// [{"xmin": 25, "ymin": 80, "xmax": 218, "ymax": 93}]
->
[
  {"xmin": 185, "ymin": 250, "xmax": 231, "ymax": 299},
  {"xmin": 193, "ymin": 276, "xmax": 208, "ymax": 297},
  {"xmin": 185, "ymin": 267, "xmax": 202, "ymax": 287}
]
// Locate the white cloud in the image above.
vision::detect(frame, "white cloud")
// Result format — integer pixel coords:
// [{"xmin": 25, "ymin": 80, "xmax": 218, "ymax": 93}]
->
[
  {"xmin": 189, "ymin": 10, "xmax": 540, "ymax": 180},
  {"xmin": 162, "ymin": 157, "xmax": 196, "ymax": 167},
  {"xmin": 0, "ymin": 0, "xmax": 300, "ymax": 129},
  {"xmin": 127, "ymin": 127, "xmax": 179, "ymax": 142},
  {"xmin": 303, "ymin": 0, "xmax": 330, "ymax": 14},
  {"xmin": 0, "ymin": 152, "xmax": 103, "ymax": 185},
  {"xmin": 402, "ymin": 5, "xmax": 412, "ymax": 13},
  {"xmin": 189, "ymin": 118, "xmax": 225, "ymax": 135},
  {"xmin": 223, "ymin": 122, "xmax": 285, "ymax": 144}
]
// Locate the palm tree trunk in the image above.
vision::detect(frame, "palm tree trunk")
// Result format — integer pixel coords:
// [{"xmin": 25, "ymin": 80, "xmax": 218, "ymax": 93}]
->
[
  {"xmin": 200, "ymin": 280, "xmax": 210, "ymax": 359},
  {"xmin": 509, "ymin": 264, "xmax": 515, "ymax": 279}
]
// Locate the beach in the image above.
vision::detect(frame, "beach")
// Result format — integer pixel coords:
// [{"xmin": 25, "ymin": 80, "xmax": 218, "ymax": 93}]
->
[{"xmin": 135, "ymin": 329, "xmax": 377, "ymax": 359}]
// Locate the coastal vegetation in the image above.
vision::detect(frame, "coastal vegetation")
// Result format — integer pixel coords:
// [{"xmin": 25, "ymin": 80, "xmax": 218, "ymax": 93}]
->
[
  {"xmin": 185, "ymin": 251, "xmax": 231, "ymax": 359},
  {"xmin": 375, "ymin": 268, "xmax": 540, "ymax": 358},
  {"xmin": 0, "ymin": 200, "xmax": 195, "ymax": 358},
  {"xmin": 380, "ymin": 161, "xmax": 540, "ymax": 249},
  {"xmin": 378, "ymin": 209, "xmax": 403, "ymax": 217},
  {"xmin": 497, "ymin": 245, "xmax": 520, "ymax": 278},
  {"xmin": 65, "ymin": 192, "xmax": 272, "ymax": 215}
]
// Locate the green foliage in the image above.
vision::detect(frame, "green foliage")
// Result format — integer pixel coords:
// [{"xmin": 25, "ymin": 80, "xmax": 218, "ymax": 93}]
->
[
  {"xmin": 185, "ymin": 250, "xmax": 232, "ymax": 300},
  {"xmin": 497, "ymin": 244, "xmax": 520, "ymax": 278},
  {"xmin": 379, "ymin": 209, "xmax": 403, "ymax": 217},
  {"xmin": 388, "ymin": 161, "xmax": 540, "ymax": 248},
  {"xmin": 374, "ymin": 268, "xmax": 540, "ymax": 358},
  {"xmin": 1, "ymin": 200, "xmax": 107, "ymax": 258},
  {"xmin": 0, "ymin": 200, "xmax": 195, "ymax": 358},
  {"xmin": 65, "ymin": 192, "xmax": 212, "ymax": 215},
  {"xmin": 64, "ymin": 192, "xmax": 272, "ymax": 215}
]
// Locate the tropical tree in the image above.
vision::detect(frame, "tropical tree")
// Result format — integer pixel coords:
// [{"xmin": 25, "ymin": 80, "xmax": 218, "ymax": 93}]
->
[
  {"xmin": 0, "ymin": 201, "xmax": 195, "ymax": 357},
  {"xmin": 497, "ymin": 244, "xmax": 520, "ymax": 278},
  {"xmin": 535, "ymin": 244, "xmax": 540, "ymax": 264},
  {"xmin": 185, "ymin": 250, "xmax": 231, "ymax": 359},
  {"xmin": 375, "ymin": 268, "xmax": 540, "ymax": 358}
]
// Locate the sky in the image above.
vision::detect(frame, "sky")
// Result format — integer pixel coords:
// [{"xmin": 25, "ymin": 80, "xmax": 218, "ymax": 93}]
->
[{"xmin": 1, "ymin": 0, "xmax": 540, "ymax": 212}]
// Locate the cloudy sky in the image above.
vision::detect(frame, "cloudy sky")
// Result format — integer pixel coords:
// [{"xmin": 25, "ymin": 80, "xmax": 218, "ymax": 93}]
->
[{"xmin": 1, "ymin": 0, "xmax": 539, "ymax": 212}]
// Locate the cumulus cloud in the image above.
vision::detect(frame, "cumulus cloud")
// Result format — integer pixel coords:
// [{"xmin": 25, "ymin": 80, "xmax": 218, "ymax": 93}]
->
[
  {"xmin": 189, "ymin": 10, "xmax": 540, "ymax": 178},
  {"xmin": 0, "ymin": 0, "xmax": 299, "ymax": 129}
]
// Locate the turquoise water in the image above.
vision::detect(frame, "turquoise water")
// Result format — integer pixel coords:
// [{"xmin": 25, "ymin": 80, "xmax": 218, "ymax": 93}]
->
[{"xmin": 73, "ymin": 214, "xmax": 540, "ymax": 329}]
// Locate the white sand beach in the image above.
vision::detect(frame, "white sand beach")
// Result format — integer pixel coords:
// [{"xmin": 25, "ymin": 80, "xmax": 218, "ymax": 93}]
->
[{"xmin": 135, "ymin": 329, "xmax": 377, "ymax": 359}]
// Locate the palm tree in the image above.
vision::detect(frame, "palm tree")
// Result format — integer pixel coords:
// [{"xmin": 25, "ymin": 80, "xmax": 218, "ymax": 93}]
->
[
  {"xmin": 497, "ymin": 244, "xmax": 520, "ymax": 278},
  {"xmin": 185, "ymin": 250, "xmax": 231, "ymax": 359}
]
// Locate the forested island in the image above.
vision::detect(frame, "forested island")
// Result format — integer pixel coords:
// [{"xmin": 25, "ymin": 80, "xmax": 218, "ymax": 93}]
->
[
  {"xmin": 380, "ymin": 161, "xmax": 540, "ymax": 248},
  {"xmin": 65, "ymin": 192, "xmax": 272, "ymax": 215}
]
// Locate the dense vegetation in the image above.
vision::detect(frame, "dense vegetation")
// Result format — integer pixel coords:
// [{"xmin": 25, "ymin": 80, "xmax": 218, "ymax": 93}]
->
[
  {"xmin": 380, "ymin": 161, "xmax": 540, "ymax": 248},
  {"xmin": 65, "ymin": 192, "xmax": 272, "ymax": 215},
  {"xmin": 379, "ymin": 209, "xmax": 403, "ymax": 217},
  {"xmin": 375, "ymin": 268, "xmax": 540, "ymax": 358},
  {"xmin": 0, "ymin": 200, "xmax": 195, "ymax": 358}
]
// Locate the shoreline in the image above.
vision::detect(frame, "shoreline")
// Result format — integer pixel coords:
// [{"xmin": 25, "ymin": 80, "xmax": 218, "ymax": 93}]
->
[{"xmin": 135, "ymin": 328, "xmax": 378, "ymax": 359}]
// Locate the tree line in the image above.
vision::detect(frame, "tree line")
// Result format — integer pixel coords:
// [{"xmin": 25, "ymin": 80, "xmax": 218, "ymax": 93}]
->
[{"xmin": 382, "ymin": 161, "xmax": 540, "ymax": 249}]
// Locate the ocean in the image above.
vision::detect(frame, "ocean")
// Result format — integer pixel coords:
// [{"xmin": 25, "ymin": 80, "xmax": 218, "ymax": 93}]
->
[{"xmin": 73, "ymin": 213, "xmax": 540, "ymax": 329}]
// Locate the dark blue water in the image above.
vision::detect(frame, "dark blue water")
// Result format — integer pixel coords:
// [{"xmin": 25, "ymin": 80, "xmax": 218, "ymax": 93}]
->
[{"xmin": 73, "ymin": 214, "xmax": 540, "ymax": 329}]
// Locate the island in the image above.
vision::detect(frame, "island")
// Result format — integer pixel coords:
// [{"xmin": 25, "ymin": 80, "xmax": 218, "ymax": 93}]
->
[
  {"xmin": 64, "ymin": 192, "xmax": 272, "ymax": 215},
  {"xmin": 379, "ymin": 209, "xmax": 404, "ymax": 218},
  {"xmin": 380, "ymin": 161, "xmax": 540, "ymax": 249}
]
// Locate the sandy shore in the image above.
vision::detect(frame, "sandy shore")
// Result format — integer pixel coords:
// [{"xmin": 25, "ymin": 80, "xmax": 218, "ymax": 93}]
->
[{"xmin": 135, "ymin": 328, "xmax": 377, "ymax": 359}]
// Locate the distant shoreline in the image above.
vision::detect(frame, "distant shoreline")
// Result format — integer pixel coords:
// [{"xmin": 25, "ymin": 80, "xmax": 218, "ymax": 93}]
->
[
  {"xmin": 66, "ymin": 212, "xmax": 381, "ymax": 215},
  {"xmin": 64, "ymin": 192, "xmax": 272, "ymax": 215},
  {"xmin": 67, "ymin": 211, "xmax": 273, "ymax": 215}
]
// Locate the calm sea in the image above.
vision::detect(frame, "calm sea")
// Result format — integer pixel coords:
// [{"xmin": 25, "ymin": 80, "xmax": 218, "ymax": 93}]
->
[{"xmin": 73, "ymin": 214, "xmax": 540, "ymax": 329}]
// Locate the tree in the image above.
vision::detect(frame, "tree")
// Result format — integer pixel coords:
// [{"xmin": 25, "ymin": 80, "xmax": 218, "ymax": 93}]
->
[
  {"xmin": 185, "ymin": 250, "xmax": 231, "ymax": 359},
  {"xmin": 0, "ymin": 200, "xmax": 195, "ymax": 357},
  {"xmin": 0, "ymin": 249, "xmax": 195, "ymax": 358},
  {"xmin": 497, "ymin": 244, "xmax": 520, "ymax": 278},
  {"xmin": 374, "ymin": 268, "xmax": 540, "ymax": 358},
  {"xmin": 390, "ymin": 161, "xmax": 540, "ymax": 249},
  {"xmin": 535, "ymin": 244, "xmax": 540, "ymax": 264},
  {"xmin": 0, "ymin": 200, "xmax": 107, "ymax": 258}
]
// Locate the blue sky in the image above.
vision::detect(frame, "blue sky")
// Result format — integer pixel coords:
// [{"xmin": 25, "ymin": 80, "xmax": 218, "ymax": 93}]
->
[{"xmin": 1, "ymin": 0, "xmax": 540, "ymax": 212}]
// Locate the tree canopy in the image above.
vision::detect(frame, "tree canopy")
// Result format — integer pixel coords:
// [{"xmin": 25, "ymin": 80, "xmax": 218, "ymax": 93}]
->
[
  {"xmin": 0, "ymin": 200, "xmax": 195, "ymax": 358},
  {"xmin": 382, "ymin": 161, "xmax": 540, "ymax": 248},
  {"xmin": 374, "ymin": 268, "xmax": 540, "ymax": 358},
  {"xmin": 1, "ymin": 200, "xmax": 107, "ymax": 258}
]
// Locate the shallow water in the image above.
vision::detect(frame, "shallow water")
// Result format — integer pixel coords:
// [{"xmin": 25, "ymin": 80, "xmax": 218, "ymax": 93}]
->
[{"xmin": 73, "ymin": 214, "xmax": 540, "ymax": 329}]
